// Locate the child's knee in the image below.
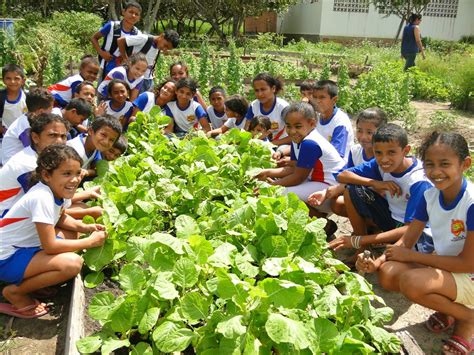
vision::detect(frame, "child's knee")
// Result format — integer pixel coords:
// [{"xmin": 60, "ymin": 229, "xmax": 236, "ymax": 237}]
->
[
  {"xmin": 60, "ymin": 253, "xmax": 84, "ymax": 276},
  {"xmin": 378, "ymin": 261, "xmax": 400, "ymax": 291},
  {"xmin": 399, "ymin": 270, "xmax": 424, "ymax": 299}
]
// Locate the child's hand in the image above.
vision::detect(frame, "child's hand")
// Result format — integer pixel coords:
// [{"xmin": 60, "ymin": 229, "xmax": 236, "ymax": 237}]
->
[
  {"xmin": 95, "ymin": 102, "xmax": 107, "ymax": 117},
  {"xmin": 255, "ymin": 170, "xmax": 269, "ymax": 181},
  {"xmin": 355, "ymin": 252, "xmax": 378, "ymax": 274},
  {"xmin": 308, "ymin": 189, "xmax": 327, "ymax": 207},
  {"xmin": 83, "ymin": 223, "xmax": 105, "ymax": 233},
  {"xmin": 371, "ymin": 180, "xmax": 401, "ymax": 197},
  {"xmin": 384, "ymin": 245, "xmax": 414, "ymax": 262},
  {"xmin": 86, "ymin": 186, "xmax": 101, "ymax": 200},
  {"xmin": 88, "ymin": 230, "xmax": 107, "ymax": 248},
  {"xmin": 80, "ymin": 169, "xmax": 89, "ymax": 180},
  {"xmin": 328, "ymin": 235, "xmax": 353, "ymax": 250},
  {"xmin": 272, "ymin": 150, "xmax": 282, "ymax": 161},
  {"xmin": 101, "ymin": 50, "xmax": 113, "ymax": 62}
]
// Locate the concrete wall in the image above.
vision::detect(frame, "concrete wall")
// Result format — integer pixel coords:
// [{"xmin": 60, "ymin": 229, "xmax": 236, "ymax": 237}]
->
[{"xmin": 278, "ymin": 0, "xmax": 474, "ymax": 41}]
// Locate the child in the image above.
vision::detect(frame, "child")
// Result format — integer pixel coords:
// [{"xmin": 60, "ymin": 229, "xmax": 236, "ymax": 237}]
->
[
  {"xmin": 163, "ymin": 78, "xmax": 210, "ymax": 136},
  {"xmin": 2, "ymin": 88, "xmax": 54, "ymax": 165},
  {"xmin": 206, "ymin": 95, "xmax": 248, "ymax": 137},
  {"xmin": 249, "ymin": 116, "xmax": 271, "ymax": 141},
  {"xmin": 67, "ymin": 115, "xmax": 122, "ymax": 178},
  {"xmin": 245, "ymin": 73, "xmax": 290, "ymax": 146},
  {"xmin": 357, "ymin": 132, "xmax": 473, "ymax": 354},
  {"xmin": 169, "ymin": 61, "xmax": 207, "ymax": 110},
  {"xmin": 132, "ymin": 79, "xmax": 176, "ymax": 114},
  {"xmin": 255, "ymin": 102, "xmax": 345, "ymax": 214},
  {"xmin": 73, "ymin": 81, "xmax": 107, "ymax": 118},
  {"xmin": 0, "ymin": 64, "xmax": 27, "ymax": 131},
  {"xmin": 91, "ymin": 1, "xmax": 142, "ymax": 79},
  {"xmin": 103, "ymin": 134, "xmax": 128, "ymax": 161},
  {"xmin": 60, "ymin": 98, "xmax": 92, "ymax": 139},
  {"xmin": 117, "ymin": 29, "xmax": 179, "ymax": 93},
  {"xmin": 0, "ymin": 113, "xmax": 69, "ymax": 218},
  {"xmin": 308, "ymin": 107, "xmax": 387, "ymax": 216},
  {"xmin": 104, "ymin": 79, "xmax": 134, "ymax": 131},
  {"xmin": 0, "ymin": 144, "xmax": 107, "ymax": 318},
  {"xmin": 299, "ymin": 80, "xmax": 314, "ymax": 103},
  {"xmin": 97, "ymin": 53, "xmax": 147, "ymax": 102},
  {"xmin": 207, "ymin": 86, "xmax": 227, "ymax": 129},
  {"xmin": 47, "ymin": 55, "xmax": 100, "ymax": 108},
  {"xmin": 313, "ymin": 80, "xmax": 354, "ymax": 161},
  {"xmin": 332, "ymin": 123, "xmax": 434, "ymax": 254}
]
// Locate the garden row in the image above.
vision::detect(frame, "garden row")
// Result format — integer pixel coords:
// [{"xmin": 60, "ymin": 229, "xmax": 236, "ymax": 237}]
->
[{"xmin": 76, "ymin": 108, "xmax": 401, "ymax": 354}]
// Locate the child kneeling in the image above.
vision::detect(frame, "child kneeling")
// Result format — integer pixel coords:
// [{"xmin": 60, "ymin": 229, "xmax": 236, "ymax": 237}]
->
[{"xmin": 0, "ymin": 145, "xmax": 107, "ymax": 318}]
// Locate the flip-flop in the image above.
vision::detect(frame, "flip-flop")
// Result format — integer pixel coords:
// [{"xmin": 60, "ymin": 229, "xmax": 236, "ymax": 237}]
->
[
  {"xmin": 0, "ymin": 299, "xmax": 48, "ymax": 319},
  {"xmin": 443, "ymin": 335, "xmax": 474, "ymax": 355},
  {"xmin": 425, "ymin": 312, "xmax": 455, "ymax": 333}
]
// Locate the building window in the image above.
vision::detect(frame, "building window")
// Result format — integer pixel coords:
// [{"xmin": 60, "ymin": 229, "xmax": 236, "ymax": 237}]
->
[
  {"xmin": 333, "ymin": 0, "xmax": 369, "ymax": 13},
  {"xmin": 424, "ymin": 0, "xmax": 458, "ymax": 18}
]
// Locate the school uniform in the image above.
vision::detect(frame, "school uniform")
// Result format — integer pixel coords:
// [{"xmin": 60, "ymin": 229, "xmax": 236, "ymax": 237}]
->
[
  {"xmin": 67, "ymin": 133, "xmax": 101, "ymax": 169},
  {"xmin": 105, "ymin": 100, "xmax": 134, "ymax": 131},
  {"xmin": 1, "ymin": 89, "xmax": 27, "ymax": 128},
  {"xmin": 245, "ymin": 97, "xmax": 289, "ymax": 141},
  {"xmin": 124, "ymin": 34, "xmax": 159, "ymax": 92},
  {"xmin": 1, "ymin": 113, "xmax": 30, "ymax": 165},
  {"xmin": 207, "ymin": 107, "xmax": 227, "ymax": 129},
  {"xmin": 48, "ymin": 74, "xmax": 83, "ymax": 108},
  {"xmin": 223, "ymin": 117, "xmax": 246, "ymax": 130},
  {"xmin": 346, "ymin": 143, "xmax": 372, "ymax": 168},
  {"xmin": 163, "ymin": 101, "xmax": 207, "ymax": 133},
  {"xmin": 97, "ymin": 66, "xmax": 144, "ymax": 98},
  {"xmin": 133, "ymin": 92, "xmax": 156, "ymax": 113},
  {"xmin": 316, "ymin": 107, "xmax": 354, "ymax": 161}
]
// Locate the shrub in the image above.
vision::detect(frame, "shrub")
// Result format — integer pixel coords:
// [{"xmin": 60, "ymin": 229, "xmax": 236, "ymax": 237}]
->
[
  {"xmin": 408, "ymin": 67, "xmax": 450, "ymax": 101},
  {"xmin": 449, "ymin": 56, "xmax": 474, "ymax": 110},
  {"xmin": 429, "ymin": 111, "xmax": 457, "ymax": 130}
]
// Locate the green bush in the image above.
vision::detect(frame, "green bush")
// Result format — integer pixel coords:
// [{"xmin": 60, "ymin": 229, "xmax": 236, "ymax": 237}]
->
[
  {"xmin": 408, "ymin": 67, "xmax": 451, "ymax": 101},
  {"xmin": 449, "ymin": 56, "xmax": 474, "ymax": 109},
  {"xmin": 428, "ymin": 111, "xmax": 457, "ymax": 130}
]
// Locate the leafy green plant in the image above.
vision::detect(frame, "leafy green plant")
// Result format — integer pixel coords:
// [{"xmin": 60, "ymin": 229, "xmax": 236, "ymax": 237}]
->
[
  {"xmin": 408, "ymin": 67, "xmax": 450, "ymax": 101},
  {"xmin": 44, "ymin": 43, "xmax": 65, "ymax": 86},
  {"xmin": 337, "ymin": 61, "xmax": 351, "ymax": 112},
  {"xmin": 429, "ymin": 111, "xmax": 457, "ymax": 130},
  {"xmin": 226, "ymin": 39, "xmax": 243, "ymax": 95},
  {"xmin": 198, "ymin": 38, "xmax": 211, "ymax": 88},
  {"xmin": 320, "ymin": 60, "xmax": 331, "ymax": 81}
]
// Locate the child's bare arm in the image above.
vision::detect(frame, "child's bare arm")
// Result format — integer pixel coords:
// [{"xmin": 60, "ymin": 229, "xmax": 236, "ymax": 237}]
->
[
  {"xmin": 207, "ymin": 125, "xmax": 228, "ymax": 137},
  {"xmin": 270, "ymin": 166, "xmax": 311, "ymax": 187},
  {"xmin": 256, "ymin": 165, "xmax": 295, "ymax": 181},
  {"xmin": 117, "ymin": 37, "xmax": 129, "ymax": 62},
  {"xmin": 194, "ymin": 91, "xmax": 208, "ymax": 111},
  {"xmin": 163, "ymin": 120, "xmax": 174, "ymax": 134},
  {"xmin": 199, "ymin": 117, "xmax": 211, "ymax": 132},
  {"xmin": 271, "ymin": 136, "xmax": 292, "ymax": 146},
  {"xmin": 337, "ymin": 170, "xmax": 402, "ymax": 197},
  {"xmin": 130, "ymin": 88, "xmax": 139, "ymax": 102}
]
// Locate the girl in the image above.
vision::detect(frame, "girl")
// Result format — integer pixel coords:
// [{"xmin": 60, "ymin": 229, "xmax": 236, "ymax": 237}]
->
[
  {"xmin": 308, "ymin": 107, "xmax": 387, "ymax": 216},
  {"xmin": 207, "ymin": 86, "xmax": 227, "ymax": 129},
  {"xmin": 0, "ymin": 144, "xmax": 107, "ymax": 318},
  {"xmin": 169, "ymin": 61, "xmax": 207, "ymax": 110},
  {"xmin": 163, "ymin": 78, "xmax": 210, "ymax": 137},
  {"xmin": 357, "ymin": 132, "xmax": 473, "ymax": 355},
  {"xmin": 245, "ymin": 73, "xmax": 289, "ymax": 146},
  {"xmin": 48, "ymin": 55, "xmax": 100, "ymax": 108},
  {"xmin": 132, "ymin": 78, "xmax": 176, "ymax": 114},
  {"xmin": 256, "ymin": 102, "xmax": 345, "ymax": 215},
  {"xmin": 97, "ymin": 53, "xmax": 147, "ymax": 102},
  {"xmin": 104, "ymin": 79, "xmax": 134, "ymax": 132},
  {"xmin": 249, "ymin": 116, "xmax": 271, "ymax": 141},
  {"xmin": 74, "ymin": 81, "xmax": 107, "ymax": 119},
  {"xmin": 206, "ymin": 95, "xmax": 248, "ymax": 138}
]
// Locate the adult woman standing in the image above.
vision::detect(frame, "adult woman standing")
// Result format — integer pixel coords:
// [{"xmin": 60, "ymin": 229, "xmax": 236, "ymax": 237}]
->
[{"xmin": 401, "ymin": 13, "xmax": 425, "ymax": 70}]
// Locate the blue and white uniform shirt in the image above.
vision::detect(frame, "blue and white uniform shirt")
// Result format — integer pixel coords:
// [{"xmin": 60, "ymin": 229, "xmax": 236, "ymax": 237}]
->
[
  {"xmin": 163, "ymin": 101, "xmax": 207, "ymax": 133},
  {"xmin": 207, "ymin": 106, "xmax": 227, "ymax": 129},
  {"xmin": 316, "ymin": 107, "xmax": 354, "ymax": 161},
  {"xmin": 1, "ymin": 89, "xmax": 27, "ymax": 128},
  {"xmin": 67, "ymin": 133, "xmax": 101, "ymax": 169},
  {"xmin": 246, "ymin": 97, "xmax": 289, "ymax": 140},
  {"xmin": 48, "ymin": 74, "xmax": 83, "ymax": 108},
  {"xmin": 1, "ymin": 113, "xmax": 30, "ymax": 165},
  {"xmin": 98, "ymin": 66, "xmax": 144, "ymax": 98},
  {"xmin": 347, "ymin": 143, "xmax": 372, "ymax": 168},
  {"xmin": 133, "ymin": 92, "xmax": 156, "ymax": 113}
]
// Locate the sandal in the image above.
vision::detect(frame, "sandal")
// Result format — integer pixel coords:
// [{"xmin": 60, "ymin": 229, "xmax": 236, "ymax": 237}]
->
[
  {"xmin": 443, "ymin": 335, "xmax": 474, "ymax": 355},
  {"xmin": 425, "ymin": 312, "xmax": 455, "ymax": 333},
  {"xmin": 0, "ymin": 299, "xmax": 48, "ymax": 319}
]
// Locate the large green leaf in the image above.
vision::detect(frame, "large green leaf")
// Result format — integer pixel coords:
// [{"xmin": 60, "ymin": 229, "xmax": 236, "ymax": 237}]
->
[
  {"xmin": 180, "ymin": 292, "xmax": 211, "ymax": 324},
  {"xmin": 88, "ymin": 292, "xmax": 118, "ymax": 321},
  {"xmin": 152, "ymin": 272, "xmax": 179, "ymax": 300},
  {"xmin": 175, "ymin": 215, "xmax": 200, "ymax": 238},
  {"xmin": 152, "ymin": 321, "xmax": 196, "ymax": 353},
  {"xmin": 118, "ymin": 263, "xmax": 146, "ymax": 292},
  {"xmin": 172, "ymin": 258, "xmax": 199, "ymax": 289},
  {"xmin": 83, "ymin": 240, "xmax": 114, "ymax": 271},
  {"xmin": 216, "ymin": 315, "xmax": 246, "ymax": 339},
  {"xmin": 260, "ymin": 278, "xmax": 305, "ymax": 308},
  {"xmin": 309, "ymin": 318, "xmax": 339, "ymax": 353},
  {"xmin": 76, "ymin": 335, "xmax": 102, "ymax": 354},
  {"xmin": 265, "ymin": 313, "xmax": 310, "ymax": 350},
  {"xmin": 138, "ymin": 307, "xmax": 160, "ymax": 334}
]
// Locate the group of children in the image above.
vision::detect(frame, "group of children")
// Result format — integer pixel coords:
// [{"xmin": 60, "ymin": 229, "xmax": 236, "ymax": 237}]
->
[{"xmin": 0, "ymin": 1, "xmax": 472, "ymax": 353}]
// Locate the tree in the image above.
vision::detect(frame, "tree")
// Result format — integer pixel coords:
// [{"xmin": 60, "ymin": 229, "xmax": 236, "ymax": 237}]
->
[{"xmin": 372, "ymin": 0, "xmax": 431, "ymax": 40}]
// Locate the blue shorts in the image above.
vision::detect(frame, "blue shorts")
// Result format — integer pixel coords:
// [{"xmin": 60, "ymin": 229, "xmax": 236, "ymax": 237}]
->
[{"xmin": 0, "ymin": 247, "xmax": 41, "ymax": 285}]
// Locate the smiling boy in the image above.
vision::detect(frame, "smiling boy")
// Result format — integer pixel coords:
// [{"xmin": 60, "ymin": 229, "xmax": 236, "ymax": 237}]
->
[
  {"xmin": 332, "ymin": 123, "xmax": 434, "ymax": 254},
  {"xmin": 1, "ymin": 64, "xmax": 27, "ymax": 133}
]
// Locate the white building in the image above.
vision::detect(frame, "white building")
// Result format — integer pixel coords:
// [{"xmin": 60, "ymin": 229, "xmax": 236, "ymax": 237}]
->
[{"xmin": 278, "ymin": 0, "xmax": 474, "ymax": 41}]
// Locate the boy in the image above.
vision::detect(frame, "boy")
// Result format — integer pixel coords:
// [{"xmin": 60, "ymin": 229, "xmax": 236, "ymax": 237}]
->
[
  {"xmin": 103, "ymin": 134, "xmax": 127, "ymax": 161},
  {"xmin": 117, "ymin": 29, "xmax": 179, "ymax": 93},
  {"xmin": 2, "ymin": 88, "xmax": 54, "ymax": 165},
  {"xmin": 312, "ymin": 80, "xmax": 354, "ymax": 161},
  {"xmin": 0, "ymin": 64, "xmax": 27, "ymax": 132},
  {"xmin": 91, "ymin": 1, "xmax": 142, "ymax": 79},
  {"xmin": 299, "ymin": 80, "xmax": 314, "ymax": 103},
  {"xmin": 59, "ymin": 98, "xmax": 92, "ymax": 139},
  {"xmin": 67, "ymin": 115, "xmax": 122, "ymax": 178},
  {"xmin": 332, "ymin": 123, "xmax": 434, "ymax": 253}
]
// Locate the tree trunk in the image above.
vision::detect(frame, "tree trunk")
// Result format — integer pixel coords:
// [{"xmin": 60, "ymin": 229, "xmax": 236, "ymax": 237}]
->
[
  {"xmin": 394, "ymin": 17, "xmax": 405, "ymax": 41},
  {"xmin": 232, "ymin": 15, "xmax": 243, "ymax": 38},
  {"xmin": 108, "ymin": 0, "xmax": 119, "ymax": 20},
  {"xmin": 143, "ymin": 0, "xmax": 161, "ymax": 33}
]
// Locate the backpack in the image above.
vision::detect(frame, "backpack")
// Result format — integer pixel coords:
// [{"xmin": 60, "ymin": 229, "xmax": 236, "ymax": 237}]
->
[
  {"xmin": 139, "ymin": 35, "xmax": 161, "ymax": 75},
  {"xmin": 99, "ymin": 21, "xmax": 138, "ymax": 62}
]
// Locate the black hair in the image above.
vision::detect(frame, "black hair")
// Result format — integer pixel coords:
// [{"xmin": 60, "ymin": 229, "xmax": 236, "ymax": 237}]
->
[
  {"xmin": 169, "ymin": 61, "xmax": 189, "ymax": 76},
  {"xmin": 176, "ymin": 78, "xmax": 197, "ymax": 94},
  {"xmin": 314, "ymin": 80, "xmax": 338, "ymax": 98},
  {"xmin": 74, "ymin": 81, "xmax": 96, "ymax": 95},
  {"xmin": 153, "ymin": 78, "xmax": 176, "ymax": 96},
  {"xmin": 26, "ymin": 87, "xmax": 54, "ymax": 112},
  {"xmin": 282, "ymin": 102, "xmax": 316, "ymax": 122},
  {"xmin": 113, "ymin": 134, "xmax": 128, "ymax": 154},
  {"xmin": 224, "ymin": 95, "xmax": 249, "ymax": 118},
  {"xmin": 2, "ymin": 63, "xmax": 25, "ymax": 79},
  {"xmin": 355, "ymin": 107, "xmax": 387, "ymax": 128},
  {"xmin": 65, "ymin": 98, "xmax": 92, "ymax": 117},
  {"xmin": 372, "ymin": 123, "xmax": 408, "ymax": 148},
  {"xmin": 163, "ymin": 29, "xmax": 180, "ymax": 49},
  {"xmin": 91, "ymin": 115, "xmax": 122, "ymax": 136},
  {"xmin": 249, "ymin": 116, "xmax": 271, "ymax": 131},
  {"xmin": 125, "ymin": 52, "xmax": 148, "ymax": 68},
  {"xmin": 299, "ymin": 80, "xmax": 315, "ymax": 92},
  {"xmin": 124, "ymin": 1, "xmax": 142, "ymax": 12},
  {"xmin": 107, "ymin": 78, "xmax": 131, "ymax": 98},
  {"xmin": 253, "ymin": 72, "xmax": 283, "ymax": 95},
  {"xmin": 418, "ymin": 131, "xmax": 469, "ymax": 163},
  {"xmin": 30, "ymin": 113, "xmax": 70, "ymax": 148},
  {"xmin": 408, "ymin": 13, "xmax": 422, "ymax": 23},
  {"xmin": 79, "ymin": 54, "xmax": 99, "ymax": 69},
  {"xmin": 209, "ymin": 86, "xmax": 226, "ymax": 99}
]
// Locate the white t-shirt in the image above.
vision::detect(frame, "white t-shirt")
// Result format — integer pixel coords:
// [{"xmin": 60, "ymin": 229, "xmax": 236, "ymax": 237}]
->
[
  {"xmin": 246, "ymin": 97, "xmax": 289, "ymax": 140},
  {"xmin": 207, "ymin": 107, "xmax": 227, "ymax": 129},
  {"xmin": 105, "ymin": 101, "xmax": 134, "ymax": 121},
  {"xmin": 316, "ymin": 107, "xmax": 354, "ymax": 161},
  {"xmin": 125, "ymin": 34, "xmax": 159, "ymax": 79},
  {"xmin": 1, "ymin": 89, "xmax": 27, "ymax": 128},
  {"xmin": 2, "ymin": 113, "xmax": 30, "ymax": 165},
  {"xmin": 67, "ymin": 133, "xmax": 101, "ymax": 169},
  {"xmin": 47, "ymin": 73, "xmax": 83, "ymax": 107},
  {"xmin": 347, "ymin": 143, "xmax": 371, "ymax": 168},
  {"xmin": 133, "ymin": 92, "xmax": 156, "ymax": 113},
  {"xmin": 163, "ymin": 101, "xmax": 207, "ymax": 133},
  {"xmin": 0, "ymin": 182, "xmax": 71, "ymax": 260},
  {"xmin": 0, "ymin": 146, "xmax": 37, "ymax": 217},
  {"xmin": 98, "ymin": 66, "xmax": 144, "ymax": 98},
  {"xmin": 224, "ymin": 117, "xmax": 246, "ymax": 130}
]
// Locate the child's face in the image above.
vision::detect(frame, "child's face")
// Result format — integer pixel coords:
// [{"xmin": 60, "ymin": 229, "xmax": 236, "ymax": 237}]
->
[
  {"xmin": 157, "ymin": 35, "xmax": 174, "ymax": 52},
  {"xmin": 76, "ymin": 85, "xmax": 96, "ymax": 104},
  {"xmin": 159, "ymin": 82, "xmax": 176, "ymax": 101},
  {"xmin": 80, "ymin": 63, "xmax": 99, "ymax": 82},
  {"xmin": 210, "ymin": 92, "xmax": 225, "ymax": 112},
  {"xmin": 65, "ymin": 109, "xmax": 87, "ymax": 126},
  {"xmin": 251, "ymin": 124, "xmax": 269, "ymax": 140},
  {"xmin": 356, "ymin": 121, "xmax": 377, "ymax": 151},
  {"xmin": 300, "ymin": 89, "xmax": 312, "ymax": 100},
  {"xmin": 373, "ymin": 140, "xmax": 410, "ymax": 174},
  {"xmin": 103, "ymin": 147, "xmax": 123, "ymax": 161},
  {"xmin": 176, "ymin": 87, "xmax": 194, "ymax": 107},
  {"xmin": 128, "ymin": 61, "xmax": 148, "ymax": 80},
  {"xmin": 89, "ymin": 126, "xmax": 119, "ymax": 152},
  {"xmin": 42, "ymin": 158, "xmax": 82, "ymax": 200},
  {"xmin": 253, "ymin": 80, "xmax": 275, "ymax": 105},
  {"xmin": 224, "ymin": 106, "xmax": 238, "ymax": 119},
  {"xmin": 2, "ymin": 71, "xmax": 24, "ymax": 92},
  {"xmin": 110, "ymin": 83, "xmax": 129, "ymax": 105},
  {"xmin": 122, "ymin": 6, "xmax": 141, "ymax": 26},
  {"xmin": 32, "ymin": 121, "xmax": 68, "ymax": 152},
  {"xmin": 170, "ymin": 65, "xmax": 187, "ymax": 81},
  {"xmin": 423, "ymin": 143, "xmax": 471, "ymax": 193},
  {"xmin": 312, "ymin": 89, "xmax": 337, "ymax": 118},
  {"xmin": 285, "ymin": 112, "xmax": 315, "ymax": 144}
]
